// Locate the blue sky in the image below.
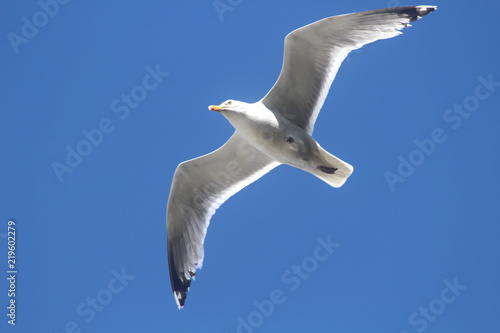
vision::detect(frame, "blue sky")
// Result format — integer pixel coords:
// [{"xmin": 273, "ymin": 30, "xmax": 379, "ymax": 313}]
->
[{"xmin": 1, "ymin": 1, "xmax": 499, "ymax": 332}]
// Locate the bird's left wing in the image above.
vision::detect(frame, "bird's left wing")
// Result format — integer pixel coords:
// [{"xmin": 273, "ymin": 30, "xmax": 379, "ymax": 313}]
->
[
  {"xmin": 261, "ymin": 6, "xmax": 436, "ymax": 134},
  {"xmin": 167, "ymin": 132, "xmax": 280, "ymax": 308}
]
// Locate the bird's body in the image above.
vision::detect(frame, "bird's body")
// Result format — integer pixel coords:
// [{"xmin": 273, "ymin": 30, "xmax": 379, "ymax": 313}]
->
[
  {"xmin": 166, "ymin": 5, "xmax": 437, "ymax": 309},
  {"xmin": 218, "ymin": 100, "xmax": 352, "ymax": 186}
]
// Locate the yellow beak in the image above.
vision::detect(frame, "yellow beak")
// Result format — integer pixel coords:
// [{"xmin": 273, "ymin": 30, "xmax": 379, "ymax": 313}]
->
[{"xmin": 208, "ymin": 105, "xmax": 224, "ymax": 112}]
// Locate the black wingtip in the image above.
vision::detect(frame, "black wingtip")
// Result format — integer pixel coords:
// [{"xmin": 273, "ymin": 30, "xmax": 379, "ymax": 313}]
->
[
  {"xmin": 168, "ymin": 242, "xmax": 192, "ymax": 309},
  {"xmin": 170, "ymin": 270, "xmax": 191, "ymax": 309},
  {"xmin": 400, "ymin": 6, "xmax": 437, "ymax": 23},
  {"xmin": 174, "ymin": 290, "xmax": 188, "ymax": 309}
]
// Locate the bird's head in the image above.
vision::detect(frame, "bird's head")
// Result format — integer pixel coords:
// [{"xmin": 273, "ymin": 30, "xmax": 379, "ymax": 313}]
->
[
  {"xmin": 208, "ymin": 100, "xmax": 248, "ymax": 115},
  {"xmin": 208, "ymin": 99, "xmax": 257, "ymax": 130}
]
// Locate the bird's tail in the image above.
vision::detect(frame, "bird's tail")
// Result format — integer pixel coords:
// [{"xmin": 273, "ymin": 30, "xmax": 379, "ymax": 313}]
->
[{"xmin": 304, "ymin": 143, "xmax": 354, "ymax": 188}]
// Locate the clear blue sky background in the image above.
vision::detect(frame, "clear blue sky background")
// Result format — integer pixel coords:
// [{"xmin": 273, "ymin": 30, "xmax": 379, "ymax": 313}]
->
[{"xmin": 1, "ymin": 1, "xmax": 499, "ymax": 332}]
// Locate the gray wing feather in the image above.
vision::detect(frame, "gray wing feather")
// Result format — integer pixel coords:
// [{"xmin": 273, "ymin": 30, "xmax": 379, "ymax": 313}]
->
[
  {"xmin": 261, "ymin": 6, "xmax": 436, "ymax": 134},
  {"xmin": 167, "ymin": 132, "xmax": 280, "ymax": 308}
]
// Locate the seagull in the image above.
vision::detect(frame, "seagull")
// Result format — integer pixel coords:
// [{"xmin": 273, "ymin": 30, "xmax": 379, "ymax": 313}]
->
[{"xmin": 166, "ymin": 5, "xmax": 436, "ymax": 309}]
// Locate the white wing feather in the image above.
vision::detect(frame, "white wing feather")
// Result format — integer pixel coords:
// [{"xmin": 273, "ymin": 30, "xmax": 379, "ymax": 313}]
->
[
  {"xmin": 167, "ymin": 132, "xmax": 280, "ymax": 308},
  {"xmin": 261, "ymin": 6, "xmax": 436, "ymax": 134}
]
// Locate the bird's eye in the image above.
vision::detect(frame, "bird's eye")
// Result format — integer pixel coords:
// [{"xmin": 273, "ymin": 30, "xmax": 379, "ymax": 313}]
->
[
  {"xmin": 227, "ymin": 100, "xmax": 232, "ymax": 105},
  {"xmin": 286, "ymin": 136, "xmax": 294, "ymax": 143}
]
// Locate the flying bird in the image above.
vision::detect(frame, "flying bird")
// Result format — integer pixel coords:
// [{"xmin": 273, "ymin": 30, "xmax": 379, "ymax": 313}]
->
[{"xmin": 166, "ymin": 5, "xmax": 436, "ymax": 309}]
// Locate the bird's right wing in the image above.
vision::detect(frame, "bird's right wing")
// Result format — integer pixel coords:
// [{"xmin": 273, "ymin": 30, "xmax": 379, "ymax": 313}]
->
[
  {"xmin": 261, "ymin": 6, "xmax": 436, "ymax": 134},
  {"xmin": 167, "ymin": 132, "xmax": 280, "ymax": 309}
]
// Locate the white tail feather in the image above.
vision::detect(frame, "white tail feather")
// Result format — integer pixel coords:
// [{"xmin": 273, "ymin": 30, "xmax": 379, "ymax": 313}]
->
[{"xmin": 303, "ymin": 144, "xmax": 353, "ymax": 188}]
